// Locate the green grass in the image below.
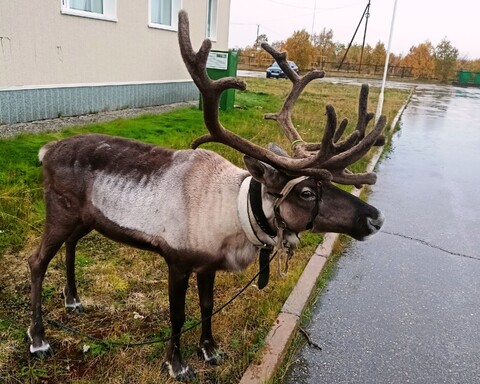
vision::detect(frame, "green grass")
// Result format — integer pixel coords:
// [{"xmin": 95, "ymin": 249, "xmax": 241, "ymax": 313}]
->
[{"xmin": 0, "ymin": 78, "xmax": 410, "ymax": 383}]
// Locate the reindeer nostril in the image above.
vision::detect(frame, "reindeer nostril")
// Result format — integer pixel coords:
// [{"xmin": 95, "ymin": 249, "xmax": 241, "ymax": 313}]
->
[
  {"xmin": 371, "ymin": 222, "xmax": 381, "ymax": 230},
  {"xmin": 367, "ymin": 211, "xmax": 385, "ymax": 232}
]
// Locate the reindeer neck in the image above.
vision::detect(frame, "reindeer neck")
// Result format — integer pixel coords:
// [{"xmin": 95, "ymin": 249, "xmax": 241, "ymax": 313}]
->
[{"xmin": 237, "ymin": 176, "xmax": 279, "ymax": 248}]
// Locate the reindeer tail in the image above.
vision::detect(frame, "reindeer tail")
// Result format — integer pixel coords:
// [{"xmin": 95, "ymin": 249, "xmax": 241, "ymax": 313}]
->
[{"xmin": 38, "ymin": 141, "xmax": 58, "ymax": 163}]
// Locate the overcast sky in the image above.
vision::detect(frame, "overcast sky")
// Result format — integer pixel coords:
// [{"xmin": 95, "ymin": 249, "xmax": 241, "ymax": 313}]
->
[{"xmin": 228, "ymin": 0, "xmax": 480, "ymax": 60}]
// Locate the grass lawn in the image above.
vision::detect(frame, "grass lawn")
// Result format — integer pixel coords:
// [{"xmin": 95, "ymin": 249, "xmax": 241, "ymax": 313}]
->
[{"xmin": 0, "ymin": 77, "xmax": 410, "ymax": 383}]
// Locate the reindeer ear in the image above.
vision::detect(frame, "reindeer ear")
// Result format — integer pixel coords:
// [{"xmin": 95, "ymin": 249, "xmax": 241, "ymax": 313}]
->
[{"xmin": 243, "ymin": 155, "xmax": 287, "ymax": 190}]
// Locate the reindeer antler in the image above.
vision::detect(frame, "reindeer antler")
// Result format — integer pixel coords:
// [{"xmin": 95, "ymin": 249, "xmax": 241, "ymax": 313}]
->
[
  {"xmin": 178, "ymin": 10, "xmax": 331, "ymax": 180},
  {"xmin": 178, "ymin": 10, "xmax": 385, "ymax": 186},
  {"xmin": 262, "ymin": 42, "xmax": 326, "ymax": 158}
]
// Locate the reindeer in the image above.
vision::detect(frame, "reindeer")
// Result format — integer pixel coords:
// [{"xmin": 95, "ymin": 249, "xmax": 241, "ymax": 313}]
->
[{"xmin": 27, "ymin": 11, "xmax": 386, "ymax": 381}]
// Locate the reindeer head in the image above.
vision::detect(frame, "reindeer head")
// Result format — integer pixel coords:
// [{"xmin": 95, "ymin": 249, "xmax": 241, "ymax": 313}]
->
[{"xmin": 178, "ymin": 10, "xmax": 385, "ymax": 242}]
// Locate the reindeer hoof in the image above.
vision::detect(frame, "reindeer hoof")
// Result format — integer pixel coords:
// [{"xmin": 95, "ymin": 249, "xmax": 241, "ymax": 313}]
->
[
  {"xmin": 30, "ymin": 342, "xmax": 54, "ymax": 359},
  {"xmin": 197, "ymin": 346, "xmax": 225, "ymax": 365},
  {"xmin": 63, "ymin": 288, "xmax": 84, "ymax": 313},
  {"xmin": 27, "ymin": 328, "xmax": 54, "ymax": 359},
  {"xmin": 65, "ymin": 302, "xmax": 84, "ymax": 313},
  {"xmin": 165, "ymin": 362, "xmax": 196, "ymax": 382}
]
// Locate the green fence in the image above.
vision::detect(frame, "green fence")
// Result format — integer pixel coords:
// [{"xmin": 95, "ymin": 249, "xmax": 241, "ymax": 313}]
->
[{"xmin": 456, "ymin": 71, "xmax": 480, "ymax": 86}]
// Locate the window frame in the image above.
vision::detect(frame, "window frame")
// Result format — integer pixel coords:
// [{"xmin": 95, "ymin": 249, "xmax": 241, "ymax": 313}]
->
[
  {"xmin": 148, "ymin": 0, "xmax": 182, "ymax": 32},
  {"xmin": 206, "ymin": 0, "xmax": 218, "ymax": 41},
  {"xmin": 60, "ymin": 0, "xmax": 117, "ymax": 22}
]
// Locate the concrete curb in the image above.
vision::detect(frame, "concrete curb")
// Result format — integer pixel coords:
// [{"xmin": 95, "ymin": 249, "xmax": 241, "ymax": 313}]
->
[{"xmin": 239, "ymin": 90, "xmax": 414, "ymax": 384}]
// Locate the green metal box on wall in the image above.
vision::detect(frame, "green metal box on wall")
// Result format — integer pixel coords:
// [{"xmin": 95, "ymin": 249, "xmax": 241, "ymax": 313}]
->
[{"xmin": 200, "ymin": 50, "xmax": 238, "ymax": 112}]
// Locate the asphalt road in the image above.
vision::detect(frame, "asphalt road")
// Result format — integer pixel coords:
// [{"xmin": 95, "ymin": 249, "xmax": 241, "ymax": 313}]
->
[{"xmin": 285, "ymin": 84, "xmax": 480, "ymax": 383}]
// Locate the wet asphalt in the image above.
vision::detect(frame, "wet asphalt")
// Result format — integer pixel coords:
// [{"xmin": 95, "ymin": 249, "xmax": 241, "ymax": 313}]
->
[{"xmin": 284, "ymin": 84, "xmax": 480, "ymax": 383}]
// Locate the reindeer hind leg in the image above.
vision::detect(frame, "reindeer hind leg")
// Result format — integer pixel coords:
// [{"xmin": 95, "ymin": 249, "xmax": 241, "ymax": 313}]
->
[
  {"xmin": 28, "ymin": 200, "xmax": 81, "ymax": 357},
  {"xmin": 28, "ymin": 231, "xmax": 69, "ymax": 357}
]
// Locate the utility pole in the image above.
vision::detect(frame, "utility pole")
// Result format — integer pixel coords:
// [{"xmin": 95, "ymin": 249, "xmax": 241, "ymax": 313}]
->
[
  {"xmin": 376, "ymin": 0, "xmax": 399, "ymax": 122},
  {"xmin": 338, "ymin": 1, "xmax": 370, "ymax": 70},
  {"xmin": 311, "ymin": 0, "xmax": 317, "ymax": 40},
  {"xmin": 358, "ymin": 0, "xmax": 371, "ymax": 74},
  {"xmin": 256, "ymin": 24, "xmax": 260, "ymax": 49}
]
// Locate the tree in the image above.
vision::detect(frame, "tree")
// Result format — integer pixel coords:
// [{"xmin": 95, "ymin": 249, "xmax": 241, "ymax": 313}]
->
[
  {"xmin": 348, "ymin": 44, "xmax": 363, "ymax": 65},
  {"xmin": 371, "ymin": 41, "xmax": 386, "ymax": 66},
  {"xmin": 336, "ymin": 43, "xmax": 363, "ymax": 72},
  {"xmin": 434, "ymin": 38, "xmax": 459, "ymax": 82},
  {"xmin": 271, "ymin": 40, "xmax": 284, "ymax": 52},
  {"xmin": 458, "ymin": 57, "xmax": 480, "ymax": 72},
  {"xmin": 312, "ymin": 28, "xmax": 336, "ymax": 65},
  {"xmin": 283, "ymin": 29, "xmax": 314, "ymax": 70},
  {"xmin": 335, "ymin": 42, "xmax": 346, "ymax": 57},
  {"xmin": 361, "ymin": 44, "xmax": 373, "ymax": 66},
  {"xmin": 253, "ymin": 33, "xmax": 268, "ymax": 50},
  {"xmin": 234, "ymin": 27, "xmax": 476, "ymax": 81},
  {"xmin": 402, "ymin": 41, "xmax": 435, "ymax": 79}
]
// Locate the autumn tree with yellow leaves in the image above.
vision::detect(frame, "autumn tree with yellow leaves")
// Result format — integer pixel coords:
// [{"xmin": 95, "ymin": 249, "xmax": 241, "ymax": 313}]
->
[
  {"xmin": 283, "ymin": 29, "xmax": 315, "ymax": 70},
  {"xmin": 237, "ymin": 24, "xmax": 477, "ymax": 81},
  {"xmin": 371, "ymin": 42, "xmax": 387, "ymax": 66},
  {"xmin": 402, "ymin": 41, "xmax": 436, "ymax": 79}
]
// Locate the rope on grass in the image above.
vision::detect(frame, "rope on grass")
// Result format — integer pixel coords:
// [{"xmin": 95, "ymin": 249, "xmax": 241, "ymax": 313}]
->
[{"xmin": 47, "ymin": 250, "xmax": 279, "ymax": 349}]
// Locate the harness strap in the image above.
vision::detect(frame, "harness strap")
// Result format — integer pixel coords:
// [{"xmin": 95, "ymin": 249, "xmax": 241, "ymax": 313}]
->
[
  {"xmin": 257, "ymin": 248, "xmax": 271, "ymax": 289},
  {"xmin": 237, "ymin": 176, "xmax": 275, "ymax": 289},
  {"xmin": 249, "ymin": 179, "xmax": 277, "ymax": 237},
  {"xmin": 237, "ymin": 176, "xmax": 267, "ymax": 247},
  {"xmin": 273, "ymin": 176, "xmax": 309, "ymax": 210},
  {"xmin": 237, "ymin": 175, "xmax": 315, "ymax": 290}
]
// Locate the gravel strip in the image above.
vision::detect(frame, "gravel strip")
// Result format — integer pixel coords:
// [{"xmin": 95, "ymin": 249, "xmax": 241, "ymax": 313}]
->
[{"xmin": 0, "ymin": 101, "xmax": 197, "ymax": 139}]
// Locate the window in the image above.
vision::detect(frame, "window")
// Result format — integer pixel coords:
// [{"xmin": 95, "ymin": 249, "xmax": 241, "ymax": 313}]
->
[
  {"xmin": 149, "ymin": 0, "xmax": 181, "ymax": 31},
  {"xmin": 206, "ymin": 0, "xmax": 218, "ymax": 40},
  {"xmin": 70, "ymin": 0, "xmax": 103, "ymax": 13},
  {"xmin": 61, "ymin": 0, "xmax": 117, "ymax": 21}
]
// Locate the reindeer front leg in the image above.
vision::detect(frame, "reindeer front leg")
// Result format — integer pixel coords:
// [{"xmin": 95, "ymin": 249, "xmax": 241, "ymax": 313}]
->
[
  {"xmin": 197, "ymin": 271, "xmax": 223, "ymax": 365},
  {"xmin": 164, "ymin": 266, "xmax": 195, "ymax": 381},
  {"xmin": 63, "ymin": 226, "xmax": 91, "ymax": 312}
]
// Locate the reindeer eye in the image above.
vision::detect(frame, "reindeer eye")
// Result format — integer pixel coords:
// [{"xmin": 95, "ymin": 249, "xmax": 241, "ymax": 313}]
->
[{"xmin": 300, "ymin": 188, "xmax": 316, "ymax": 200}]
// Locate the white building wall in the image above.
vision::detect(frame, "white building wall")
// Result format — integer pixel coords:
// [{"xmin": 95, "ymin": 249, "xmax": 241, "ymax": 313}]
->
[
  {"xmin": 0, "ymin": 0, "xmax": 230, "ymax": 87},
  {"xmin": 0, "ymin": 0, "xmax": 232, "ymax": 124}
]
